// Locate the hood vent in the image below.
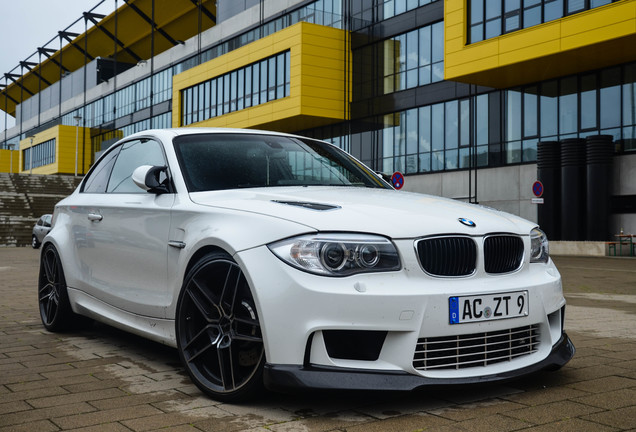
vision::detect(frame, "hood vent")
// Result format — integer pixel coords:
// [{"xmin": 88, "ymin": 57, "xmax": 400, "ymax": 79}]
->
[{"xmin": 271, "ymin": 200, "xmax": 340, "ymax": 211}]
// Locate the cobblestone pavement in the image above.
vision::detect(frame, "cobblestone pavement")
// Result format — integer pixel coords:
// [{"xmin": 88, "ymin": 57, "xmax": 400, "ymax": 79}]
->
[{"xmin": 1, "ymin": 248, "xmax": 635, "ymax": 431}]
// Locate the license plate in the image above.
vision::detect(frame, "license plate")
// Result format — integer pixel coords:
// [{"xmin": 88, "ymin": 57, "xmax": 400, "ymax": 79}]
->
[{"xmin": 449, "ymin": 291, "xmax": 528, "ymax": 324}]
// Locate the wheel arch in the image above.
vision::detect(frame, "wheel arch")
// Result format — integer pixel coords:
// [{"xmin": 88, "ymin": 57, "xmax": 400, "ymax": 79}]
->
[{"xmin": 182, "ymin": 245, "xmax": 230, "ymax": 284}]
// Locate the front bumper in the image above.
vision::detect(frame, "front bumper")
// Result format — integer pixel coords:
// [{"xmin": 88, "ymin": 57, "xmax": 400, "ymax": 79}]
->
[
  {"xmin": 263, "ymin": 333, "xmax": 575, "ymax": 392},
  {"xmin": 236, "ymin": 241, "xmax": 570, "ymax": 387}
]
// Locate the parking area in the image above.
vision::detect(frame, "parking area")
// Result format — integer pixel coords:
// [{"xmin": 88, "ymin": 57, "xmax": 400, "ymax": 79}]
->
[{"xmin": 1, "ymin": 248, "xmax": 635, "ymax": 432}]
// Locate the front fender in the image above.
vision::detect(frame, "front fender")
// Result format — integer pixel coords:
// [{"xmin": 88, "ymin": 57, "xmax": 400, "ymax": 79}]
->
[{"xmin": 165, "ymin": 202, "xmax": 315, "ymax": 319}]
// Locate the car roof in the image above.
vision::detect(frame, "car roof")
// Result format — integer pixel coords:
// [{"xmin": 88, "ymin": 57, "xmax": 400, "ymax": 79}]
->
[{"xmin": 121, "ymin": 127, "xmax": 307, "ymax": 142}]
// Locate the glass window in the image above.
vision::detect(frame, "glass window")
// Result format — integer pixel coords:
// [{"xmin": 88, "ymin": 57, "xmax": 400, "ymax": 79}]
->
[
  {"xmin": 211, "ymin": 78, "xmax": 217, "ymax": 117},
  {"xmin": 406, "ymin": 108, "xmax": 418, "ymax": 155},
  {"xmin": 82, "ymin": 146, "xmax": 120, "ymax": 193},
  {"xmin": 406, "ymin": 30, "xmax": 419, "ymax": 88},
  {"xmin": 623, "ymin": 64, "xmax": 636, "ymax": 131},
  {"xmin": 431, "ymin": 22, "xmax": 444, "ymax": 82},
  {"xmin": 580, "ymin": 74, "xmax": 597, "ymax": 130},
  {"xmin": 600, "ymin": 68, "xmax": 621, "ymax": 129},
  {"xmin": 268, "ymin": 57, "xmax": 276, "ymax": 101},
  {"xmin": 432, "ymin": 103, "xmax": 444, "ymax": 151},
  {"xmin": 245, "ymin": 65, "xmax": 253, "ymax": 108},
  {"xmin": 107, "ymin": 139, "xmax": 167, "ymax": 193},
  {"xmin": 471, "ymin": 0, "xmax": 484, "ymax": 24},
  {"xmin": 285, "ymin": 51, "xmax": 291, "ymax": 96},
  {"xmin": 238, "ymin": 69, "xmax": 245, "ymax": 111},
  {"xmin": 445, "ymin": 100, "xmax": 459, "ymax": 149},
  {"xmin": 507, "ymin": 90, "xmax": 522, "ymax": 141},
  {"xmin": 524, "ymin": 87, "xmax": 538, "ymax": 137},
  {"xmin": 277, "ymin": 53, "xmax": 286, "ymax": 99},
  {"xmin": 223, "ymin": 74, "xmax": 230, "ymax": 114},
  {"xmin": 253, "ymin": 62, "xmax": 261, "ymax": 106},
  {"xmin": 523, "ymin": 0, "xmax": 542, "ymax": 28},
  {"xmin": 476, "ymin": 94, "xmax": 489, "ymax": 145},
  {"xmin": 559, "ymin": 77, "xmax": 578, "ymax": 135},
  {"xmin": 485, "ymin": 18, "xmax": 502, "ymax": 39},
  {"xmin": 419, "ymin": 105, "xmax": 431, "ymax": 152},
  {"xmin": 540, "ymin": 80, "xmax": 558, "ymax": 137},
  {"xmin": 230, "ymin": 71, "xmax": 237, "ymax": 112},
  {"xmin": 103, "ymin": 94, "xmax": 114, "ymax": 123},
  {"xmin": 460, "ymin": 99, "xmax": 470, "ymax": 146},
  {"xmin": 419, "ymin": 25, "xmax": 432, "ymax": 86},
  {"xmin": 544, "ymin": 0, "xmax": 564, "ymax": 21},
  {"xmin": 567, "ymin": 0, "xmax": 585, "ymax": 14},
  {"xmin": 260, "ymin": 59, "xmax": 268, "ymax": 103}
]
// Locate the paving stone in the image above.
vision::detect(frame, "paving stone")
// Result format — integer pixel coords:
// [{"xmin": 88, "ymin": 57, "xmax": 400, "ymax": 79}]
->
[
  {"xmin": 28, "ymin": 387, "xmax": 127, "ymax": 408},
  {"xmin": 51, "ymin": 404, "xmax": 162, "ymax": 429},
  {"xmin": 61, "ymin": 423, "xmax": 134, "ymax": 432},
  {"xmin": 0, "ymin": 386, "xmax": 68, "ymax": 403},
  {"xmin": 518, "ymin": 417, "xmax": 619, "ymax": 431},
  {"xmin": 581, "ymin": 406, "xmax": 636, "ymax": 430},
  {"xmin": 0, "ymin": 402, "xmax": 96, "ymax": 427},
  {"xmin": 567, "ymin": 375, "xmax": 636, "ymax": 393},
  {"xmin": 430, "ymin": 400, "xmax": 527, "ymax": 421},
  {"xmin": 504, "ymin": 400, "xmax": 604, "ymax": 425},
  {"xmin": 344, "ymin": 413, "xmax": 454, "ymax": 432},
  {"xmin": 454, "ymin": 413, "xmax": 533, "ymax": 432},
  {"xmin": 0, "ymin": 419, "xmax": 60, "ymax": 432},
  {"xmin": 92, "ymin": 389, "xmax": 189, "ymax": 411},
  {"xmin": 573, "ymin": 388, "xmax": 636, "ymax": 410},
  {"xmin": 500, "ymin": 386, "xmax": 590, "ymax": 406}
]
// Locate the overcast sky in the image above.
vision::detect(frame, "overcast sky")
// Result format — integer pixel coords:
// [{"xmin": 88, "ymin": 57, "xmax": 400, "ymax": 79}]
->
[{"xmin": 1, "ymin": 0, "xmax": 115, "ymax": 131}]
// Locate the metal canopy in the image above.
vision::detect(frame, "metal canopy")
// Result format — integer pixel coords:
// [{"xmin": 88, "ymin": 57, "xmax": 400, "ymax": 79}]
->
[{"xmin": 1, "ymin": 0, "xmax": 216, "ymax": 117}]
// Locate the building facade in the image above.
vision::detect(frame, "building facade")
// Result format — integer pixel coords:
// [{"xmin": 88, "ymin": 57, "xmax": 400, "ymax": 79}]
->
[{"xmin": 1, "ymin": 0, "xmax": 635, "ymax": 238}]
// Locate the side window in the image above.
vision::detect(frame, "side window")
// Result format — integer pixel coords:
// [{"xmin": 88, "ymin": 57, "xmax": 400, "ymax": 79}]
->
[
  {"xmin": 82, "ymin": 146, "xmax": 121, "ymax": 193},
  {"xmin": 107, "ymin": 139, "xmax": 167, "ymax": 193}
]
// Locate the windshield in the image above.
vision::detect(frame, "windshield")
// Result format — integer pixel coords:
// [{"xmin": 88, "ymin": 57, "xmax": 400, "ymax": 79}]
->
[{"xmin": 173, "ymin": 133, "xmax": 390, "ymax": 192}]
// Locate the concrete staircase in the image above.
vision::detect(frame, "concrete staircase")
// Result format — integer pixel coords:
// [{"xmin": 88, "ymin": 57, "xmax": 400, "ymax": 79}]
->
[{"xmin": 0, "ymin": 173, "xmax": 82, "ymax": 247}]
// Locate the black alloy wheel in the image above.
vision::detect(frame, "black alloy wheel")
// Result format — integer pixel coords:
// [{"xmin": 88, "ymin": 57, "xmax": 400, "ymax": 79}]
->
[
  {"xmin": 176, "ymin": 251, "xmax": 265, "ymax": 402},
  {"xmin": 38, "ymin": 244, "xmax": 74, "ymax": 331}
]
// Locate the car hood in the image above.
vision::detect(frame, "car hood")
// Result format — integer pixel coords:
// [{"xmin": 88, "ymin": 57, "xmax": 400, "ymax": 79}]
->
[{"xmin": 189, "ymin": 187, "xmax": 536, "ymax": 238}]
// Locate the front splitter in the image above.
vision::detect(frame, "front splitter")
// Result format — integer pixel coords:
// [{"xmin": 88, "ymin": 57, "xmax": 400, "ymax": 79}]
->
[{"xmin": 264, "ymin": 333, "xmax": 575, "ymax": 392}]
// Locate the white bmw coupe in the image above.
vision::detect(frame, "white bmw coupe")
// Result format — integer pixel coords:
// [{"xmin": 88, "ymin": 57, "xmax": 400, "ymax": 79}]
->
[{"xmin": 38, "ymin": 128, "xmax": 574, "ymax": 401}]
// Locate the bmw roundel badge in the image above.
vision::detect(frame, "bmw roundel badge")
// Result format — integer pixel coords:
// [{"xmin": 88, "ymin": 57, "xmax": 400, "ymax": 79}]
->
[{"xmin": 458, "ymin": 218, "xmax": 476, "ymax": 228}]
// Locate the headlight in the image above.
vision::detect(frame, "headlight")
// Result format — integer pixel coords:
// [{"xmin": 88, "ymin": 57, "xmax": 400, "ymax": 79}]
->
[
  {"xmin": 268, "ymin": 233, "xmax": 401, "ymax": 276},
  {"xmin": 530, "ymin": 227, "xmax": 549, "ymax": 263}
]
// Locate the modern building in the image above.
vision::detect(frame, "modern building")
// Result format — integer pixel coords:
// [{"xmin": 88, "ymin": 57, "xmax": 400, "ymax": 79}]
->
[{"xmin": 1, "ymin": 0, "xmax": 635, "ymax": 239}]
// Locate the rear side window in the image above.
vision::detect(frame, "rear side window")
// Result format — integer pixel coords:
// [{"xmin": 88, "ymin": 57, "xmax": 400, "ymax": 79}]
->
[{"xmin": 82, "ymin": 147, "xmax": 120, "ymax": 193}]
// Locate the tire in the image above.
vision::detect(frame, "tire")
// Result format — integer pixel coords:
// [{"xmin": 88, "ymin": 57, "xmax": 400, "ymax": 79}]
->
[
  {"xmin": 32, "ymin": 235, "xmax": 41, "ymax": 249},
  {"xmin": 38, "ymin": 244, "xmax": 76, "ymax": 331},
  {"xmin": 176, "ymin": 251, "xmax": 265, "ymax": 402}
]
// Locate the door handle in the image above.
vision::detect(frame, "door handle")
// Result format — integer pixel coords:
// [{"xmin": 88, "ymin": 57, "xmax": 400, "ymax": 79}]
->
[{"xmin": 87, "ymin": 213, "xmax": 103, "ymax": 222}]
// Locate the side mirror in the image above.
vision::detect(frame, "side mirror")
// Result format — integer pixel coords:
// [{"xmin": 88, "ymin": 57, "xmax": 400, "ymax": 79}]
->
[{"xmin": 132, "ymin": 165, "xmax": 170, "ymax": 194}]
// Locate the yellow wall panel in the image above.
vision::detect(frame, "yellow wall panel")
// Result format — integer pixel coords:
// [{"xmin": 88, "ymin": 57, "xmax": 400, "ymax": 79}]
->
[
  {"xmin": 561, "ymin": 3, "xmax": 634, "ymax": 36},
  {"xmin": 0, "ymin": 149, "xmax": 19, "ymax": 173},
  {"xmin": 561, "ymin": 21, "xmax": 635, "ymax": 50},
  {"xmin": 173, "ymin": 22, "xmax": 349, "ymax": 132},
  {"xmin": 18, "ymin": 125, "xmax": 90, "ymax": 175},
  {"xmin": 445, "ymin": 0, "xmax": 636, "ymax": 88},
  {"xmin": 497, "ymin": 23, "xmax": 560, "ymax": 54}
]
